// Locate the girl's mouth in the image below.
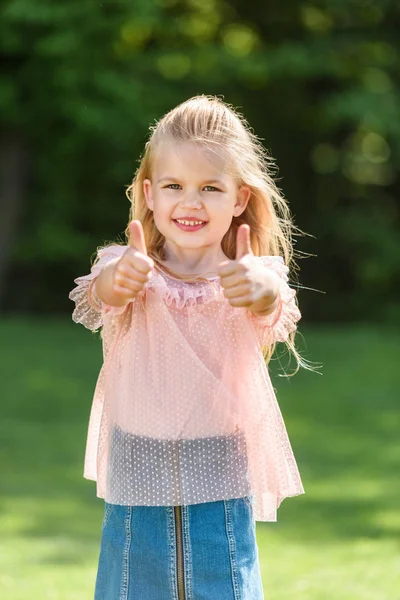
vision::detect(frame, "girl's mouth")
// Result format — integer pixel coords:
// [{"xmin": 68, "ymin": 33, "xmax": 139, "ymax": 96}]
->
[{"xmin": 173, "ymin": 219, "xmax": 208, "ymax": 232}]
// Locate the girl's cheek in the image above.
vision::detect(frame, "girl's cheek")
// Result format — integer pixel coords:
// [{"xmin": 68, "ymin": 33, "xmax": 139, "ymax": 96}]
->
[{"xmin": 158, "ymin": 191, "xmax": 178, "ymax": 204}]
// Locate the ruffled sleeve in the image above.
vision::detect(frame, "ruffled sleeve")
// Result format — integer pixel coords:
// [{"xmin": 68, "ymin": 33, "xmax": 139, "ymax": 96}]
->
[
  {"xmin": 247, "ymin": 255, "xmax": 301, "ymax": 346},
  {"xmin": 69, "ymin": 244, "xmax": 128, "ymax": 331}
]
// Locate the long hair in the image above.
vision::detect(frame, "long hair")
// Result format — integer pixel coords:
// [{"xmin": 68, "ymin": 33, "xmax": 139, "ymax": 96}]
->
[{"xmin": 120, "ymin": 96, "xmax": 316, "ymax": 375}]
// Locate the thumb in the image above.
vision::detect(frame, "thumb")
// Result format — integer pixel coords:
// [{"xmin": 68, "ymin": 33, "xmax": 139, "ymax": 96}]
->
[
  {"xmin": 128, "ymin": 220, "xmax": 147, "ymax": 255},
  {"xmin": 235, "ymin": 224, "xmax": 252, "ymax": 260}
]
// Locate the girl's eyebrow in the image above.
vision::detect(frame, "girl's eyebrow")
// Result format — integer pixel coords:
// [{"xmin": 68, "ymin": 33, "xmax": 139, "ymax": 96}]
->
[{"xmin": 157, "ymin": 177, "xmax": 225, "ymax": 185}]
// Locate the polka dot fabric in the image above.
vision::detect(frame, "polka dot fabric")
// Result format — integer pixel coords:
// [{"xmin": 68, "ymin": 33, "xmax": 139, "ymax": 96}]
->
[{"xmin": 69, "ymin": 245, "xmax": 304, "ymax": 521}]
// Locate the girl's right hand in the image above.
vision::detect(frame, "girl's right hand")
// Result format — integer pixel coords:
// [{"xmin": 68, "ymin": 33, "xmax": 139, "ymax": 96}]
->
[{"xmin": 112, "ymin": 220, "xmax": 154, "ymax": 301}]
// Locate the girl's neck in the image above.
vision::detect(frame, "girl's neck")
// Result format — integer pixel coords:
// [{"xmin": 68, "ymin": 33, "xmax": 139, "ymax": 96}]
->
[{"xmin": 161, "ymin": 242, "xmax": 228, "ymax": 277}]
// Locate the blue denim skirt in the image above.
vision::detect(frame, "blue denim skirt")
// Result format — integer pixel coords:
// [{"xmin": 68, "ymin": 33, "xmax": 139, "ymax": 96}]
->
[{"xmin": 94, "ymin": 496, "xmax": 264, "ymax": 600}]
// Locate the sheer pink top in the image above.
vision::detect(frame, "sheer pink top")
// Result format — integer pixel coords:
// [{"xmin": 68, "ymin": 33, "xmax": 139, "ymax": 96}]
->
[{"xmin": 69, "ymin": 244, "xmax": 304, "ymax": 521}]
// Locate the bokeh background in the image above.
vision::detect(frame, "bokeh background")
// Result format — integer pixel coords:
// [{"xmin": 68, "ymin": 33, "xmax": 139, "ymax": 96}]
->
[{"xmin": 1, "ymin": 1, "xmax": 399, "ymax": 599}]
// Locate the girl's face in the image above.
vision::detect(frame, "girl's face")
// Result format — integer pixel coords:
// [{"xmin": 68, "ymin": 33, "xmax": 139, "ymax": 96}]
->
[{"xmin": 143, "ymin": 142, "xmax": 250, "ymax": 259}]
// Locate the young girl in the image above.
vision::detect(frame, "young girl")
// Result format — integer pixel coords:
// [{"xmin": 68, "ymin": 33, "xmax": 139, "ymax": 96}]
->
[{"xmin": 70, "ymin": 95, "xmax": 309, "ymax": 600}]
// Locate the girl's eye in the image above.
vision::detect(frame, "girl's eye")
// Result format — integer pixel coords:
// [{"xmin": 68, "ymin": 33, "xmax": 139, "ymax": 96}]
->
[{"xmin": 164, "ymin": 184, "xmax": 221, "ymax": 192}]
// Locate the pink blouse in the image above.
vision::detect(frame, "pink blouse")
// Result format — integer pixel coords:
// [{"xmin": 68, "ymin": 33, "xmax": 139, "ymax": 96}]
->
[{"xmin": 69, "ymin": 244, "xmax": 304, "ymax": 521}]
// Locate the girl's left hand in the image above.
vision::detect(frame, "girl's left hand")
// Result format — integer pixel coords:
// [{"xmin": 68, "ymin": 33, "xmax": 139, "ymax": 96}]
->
[{"xmin": 217, "ymin": 224, "xmax": 280, "ymax": 312}]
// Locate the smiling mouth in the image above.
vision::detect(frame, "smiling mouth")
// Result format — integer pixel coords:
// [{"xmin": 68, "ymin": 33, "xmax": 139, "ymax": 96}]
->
[
  {"xmin": 172, "ymin": 219, "xmax": 208, "ymax": 231},
  {"xmin": 173, "ymin": 219, "xmax": 208, "ymax": 226}
]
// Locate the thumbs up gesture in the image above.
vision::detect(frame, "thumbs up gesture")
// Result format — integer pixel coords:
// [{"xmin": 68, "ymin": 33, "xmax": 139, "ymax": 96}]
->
[
  {"xmin": 113, "ymin": 220, "xmax": 154, "ymax": 301},
  {"xmin": 217, "ymin": 224, "xmax": 280, "ymax": 313}
]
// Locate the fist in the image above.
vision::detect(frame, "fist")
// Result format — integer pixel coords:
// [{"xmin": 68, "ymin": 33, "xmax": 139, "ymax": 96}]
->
[
  {"xmin": 113, "ymin": 220, "xmax": 154, "ymax": 300},
  {"xmin": 217, "ymin": 224, "xmax": 279, "ymax": 310}
]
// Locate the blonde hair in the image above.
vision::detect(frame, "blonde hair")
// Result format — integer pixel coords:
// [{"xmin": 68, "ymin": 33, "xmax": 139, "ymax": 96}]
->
[{"xmin": 122, "ymin": 95, "xmax": 317, "ymax": 376}]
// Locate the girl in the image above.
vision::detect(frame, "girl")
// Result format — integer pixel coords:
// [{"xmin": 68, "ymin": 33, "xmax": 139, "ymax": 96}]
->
[{"xmin": 70, "ymin": 95, "xmax": 310, "ymax": 600}]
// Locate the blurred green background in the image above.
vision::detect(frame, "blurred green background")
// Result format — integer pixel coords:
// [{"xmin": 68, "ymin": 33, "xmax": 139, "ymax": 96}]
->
[{"xmin": 1, "ymin": 0, "xmax": 399, "ymax": 598}]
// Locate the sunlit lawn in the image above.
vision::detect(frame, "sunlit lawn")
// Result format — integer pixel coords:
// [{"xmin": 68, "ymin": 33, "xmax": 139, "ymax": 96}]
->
[{"xmin": 0, "ymin": 318, "xmax": 399, "ymax": 599}]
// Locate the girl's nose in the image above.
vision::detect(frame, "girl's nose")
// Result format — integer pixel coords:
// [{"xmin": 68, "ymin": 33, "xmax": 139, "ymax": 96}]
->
[{"xmin": 179, "ymin": 192, "xmax": 202, "ymax": 209}]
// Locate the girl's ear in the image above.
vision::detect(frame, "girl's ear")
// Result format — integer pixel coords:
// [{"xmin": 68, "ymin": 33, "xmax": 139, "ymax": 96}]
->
[
  {"xmin": 233, "ymin": 185, "xmax": 251, "ymax": 217},
  {"xmin": 143, "ymin": 179, "xmax": 154, "ymax": 211}
]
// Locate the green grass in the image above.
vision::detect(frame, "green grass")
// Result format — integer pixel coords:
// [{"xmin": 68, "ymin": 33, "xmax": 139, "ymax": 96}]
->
[{"xmin": 0, "ymin": 318, "xmax": 399, "ymax": 599}]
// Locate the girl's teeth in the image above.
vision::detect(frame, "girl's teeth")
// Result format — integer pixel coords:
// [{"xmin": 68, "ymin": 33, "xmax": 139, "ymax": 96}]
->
[{"xmin": 176, "ymin": 220, "xmax": 205, "ymax": 226}]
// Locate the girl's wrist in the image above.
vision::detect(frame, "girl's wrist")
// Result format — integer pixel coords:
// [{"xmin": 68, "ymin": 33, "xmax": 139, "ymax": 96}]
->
[
  {"xmin": 94, "ymin": 260, "xmax": 134, "ymax": 307},
  {"xmin": 248, "ymin": 268, "xmax": 280, "ymax": 315},
  {"xmin": 248, "ymin": 294, "xmax": 279, "ymax": 316}
]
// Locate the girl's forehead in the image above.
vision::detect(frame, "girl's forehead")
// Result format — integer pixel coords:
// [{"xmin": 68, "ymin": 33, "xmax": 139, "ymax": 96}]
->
[{"xmin": 151, "ymin": 141, "xmax": 235, "ymax": 180}]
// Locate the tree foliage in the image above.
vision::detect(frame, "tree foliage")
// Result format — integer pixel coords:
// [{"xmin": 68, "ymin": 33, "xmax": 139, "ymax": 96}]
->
[{"xmin": 1, "ymin": 0, "xmax": 399, "ymax": 319}]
